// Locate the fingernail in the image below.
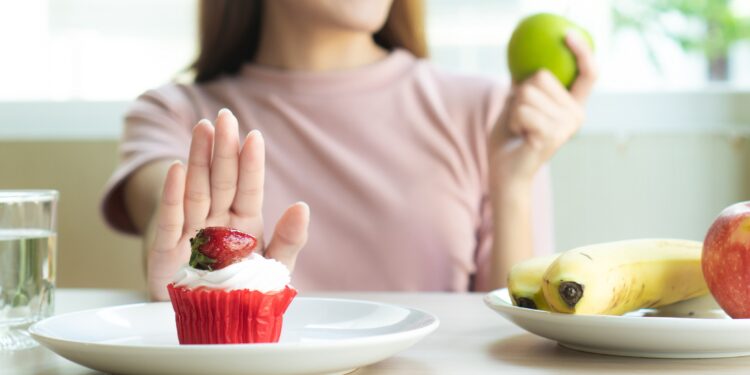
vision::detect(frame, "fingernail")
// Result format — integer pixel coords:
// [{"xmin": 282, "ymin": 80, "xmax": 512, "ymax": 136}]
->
[
  {"xmin": 196, "ymin": 118, "xmax": 211, "ymax": 127},
  {"xmin": 296, "ymin": 201, "xmax": 310, "ymax": 213},
  {"xmin": 218, "ymin": 108, "xmax": 232, "ymax": 117},
  {"xmin": 246, "ymin": 129, "xmax": 262, "ymax": 140},
  {"xmin": 171, "ymin": 159, "xmax": 183, "ymax": 166}
]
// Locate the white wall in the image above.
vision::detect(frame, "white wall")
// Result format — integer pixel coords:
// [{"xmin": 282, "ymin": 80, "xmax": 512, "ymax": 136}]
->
[
  {"xmin": 551, "ymin": 132, "xmax": 750, "ymax": 251},
  {"xmin": 549, "ymin": 91, "xmax": 750, "ymax": 250}
]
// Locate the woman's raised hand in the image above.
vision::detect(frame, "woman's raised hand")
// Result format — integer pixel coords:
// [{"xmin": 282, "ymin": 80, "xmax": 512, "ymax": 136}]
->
[
  {"xmin": 147, "ymin": 109, "xmax": 310, "ymax": 300},
  {"xmin": 489, "ymin": 31, "xmax": 597, "ymax": 185}
]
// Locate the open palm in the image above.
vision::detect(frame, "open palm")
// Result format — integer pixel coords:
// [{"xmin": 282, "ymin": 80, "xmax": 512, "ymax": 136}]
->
[{"xmin": 147, "ymin": 109, "xmax": 310, "ymax": 300}]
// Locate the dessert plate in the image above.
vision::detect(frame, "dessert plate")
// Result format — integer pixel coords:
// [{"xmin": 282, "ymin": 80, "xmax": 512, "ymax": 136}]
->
[
  {"xmin": 484, "ymin": 288, "xmax": 750, "ymax": 358},
  {"xmin": 30, "ymin": 297, "xmax": 439, "ymax": 375}
]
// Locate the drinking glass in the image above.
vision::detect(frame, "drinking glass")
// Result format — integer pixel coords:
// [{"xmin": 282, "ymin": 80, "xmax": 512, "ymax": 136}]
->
[{"xmin": 0, "ymin": 190, "xmax": 57, "ymax": 350}]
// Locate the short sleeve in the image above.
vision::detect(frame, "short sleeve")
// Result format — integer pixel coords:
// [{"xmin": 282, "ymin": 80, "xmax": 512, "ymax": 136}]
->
[{"xmin": 100, "ymin": 84, "xmax": 198, "ymax": 235}]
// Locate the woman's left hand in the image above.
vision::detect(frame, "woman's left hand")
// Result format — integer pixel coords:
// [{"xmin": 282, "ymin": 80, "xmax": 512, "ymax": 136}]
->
[{"xmin": 489, "ymin": 31, "xmax": 597, "ymax": 186}]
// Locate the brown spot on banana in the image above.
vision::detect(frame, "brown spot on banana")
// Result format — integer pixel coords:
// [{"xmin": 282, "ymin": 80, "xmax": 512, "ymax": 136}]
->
[
  {"xmin": 559, "ymin": 281, "xmax": 584, "ymax": 308},
  {"xmin": 515, "ymin": 297, "xmax": 538, "ymax": 309}
]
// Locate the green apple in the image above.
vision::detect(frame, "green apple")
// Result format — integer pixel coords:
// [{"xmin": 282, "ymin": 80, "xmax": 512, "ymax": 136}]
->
[{"xmin": 507, "ymin": 13, "xmax": 594, "ymax": 88}]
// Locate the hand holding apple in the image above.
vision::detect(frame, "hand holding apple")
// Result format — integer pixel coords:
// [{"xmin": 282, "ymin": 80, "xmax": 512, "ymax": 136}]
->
[
  {"xmin": 702, "ymin": 201, "xmax": 750, "ymax": 318},
  {"xmin": 490, "ymin": 17, "xmax": 597, "ymax": 185},
  {"xmin": 507, "ymin": 13, "xmax": 594, "ymax": 89}
]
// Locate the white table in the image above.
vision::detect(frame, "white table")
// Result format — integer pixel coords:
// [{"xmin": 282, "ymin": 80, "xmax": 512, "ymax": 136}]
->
[{"xmin": 4, "ymin": 289, "xmax": 750, "ymax": 374}]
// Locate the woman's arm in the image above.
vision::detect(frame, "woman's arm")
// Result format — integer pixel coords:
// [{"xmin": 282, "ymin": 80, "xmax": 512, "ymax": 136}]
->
[
  {"xmin": 486, "ymin": 178, "xmax": 534, "ymax": 291},
  {"xmin": 482, "ymin": 32, "xmax": 598, "ymax": 290},
  {"xmin": 123, "ymin": 160, "xmax": 173, "ymax": 279},
  {"xmin": 124, "ymin": 161, "xmax": 173, "ymax": 234}
]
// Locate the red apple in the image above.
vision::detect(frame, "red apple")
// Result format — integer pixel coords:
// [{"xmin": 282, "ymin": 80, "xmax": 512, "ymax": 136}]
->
[{"xmin": 702, "ymin": 201, "xmax": 750, "ymax": 318}]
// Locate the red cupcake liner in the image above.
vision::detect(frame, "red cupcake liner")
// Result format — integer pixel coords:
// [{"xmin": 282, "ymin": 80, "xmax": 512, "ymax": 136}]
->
[{"xmin": 167, "ymin": 284, "xmax": 297, "ymax": 344}]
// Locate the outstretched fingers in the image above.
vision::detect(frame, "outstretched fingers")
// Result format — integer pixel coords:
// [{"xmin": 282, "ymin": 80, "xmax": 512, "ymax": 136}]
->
[
  {"xmin": 231, "ymin": 129, "xmax": 266, "ymax": 235},
  {"xmin": 153, "ymin": 161, "xmax": 186, "ymax": 253},
  {"xmin": 265, "ymin": 202, "xmax": 310, "ymax": 272},
  {"xmin": 209, "ymin": 109, "xmax": 240, "ymax": 219},
  {"xmin": 184, "ymin": 120, "xmax": 214, "ymax": 235}
]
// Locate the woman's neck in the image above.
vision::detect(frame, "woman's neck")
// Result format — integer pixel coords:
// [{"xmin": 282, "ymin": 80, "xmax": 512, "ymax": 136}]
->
[{"xmin": 254, "ymin": 7, "xmax": 388, "ymax": 71}]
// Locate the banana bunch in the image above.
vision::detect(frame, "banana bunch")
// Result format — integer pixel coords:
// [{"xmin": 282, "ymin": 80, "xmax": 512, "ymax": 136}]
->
[{"xmin": 507, "ymin": 239, "xmax": 709, "ymax": 315}]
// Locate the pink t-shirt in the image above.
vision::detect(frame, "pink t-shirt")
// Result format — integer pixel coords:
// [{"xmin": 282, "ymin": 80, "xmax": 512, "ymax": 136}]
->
[{"xmin": 101, "ymin": 49, "xmax": 553, "ymax": 291}]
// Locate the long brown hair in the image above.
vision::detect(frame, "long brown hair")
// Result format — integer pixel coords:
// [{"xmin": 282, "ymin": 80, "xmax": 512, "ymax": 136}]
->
[{"xmin": 192, "ymin": 0, "xmax": 427, "ymax": 83}]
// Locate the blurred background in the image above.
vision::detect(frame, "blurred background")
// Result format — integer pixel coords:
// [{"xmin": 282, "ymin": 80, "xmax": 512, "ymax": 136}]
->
[{"xmin": 1, "ymin": 0, "xmax": 749, "ymax": 290}]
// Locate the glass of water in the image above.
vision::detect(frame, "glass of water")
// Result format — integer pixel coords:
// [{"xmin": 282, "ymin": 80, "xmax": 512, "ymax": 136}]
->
[{"xmin": 0, "ymin": 190, "xmax": 57, "ymax": 350}]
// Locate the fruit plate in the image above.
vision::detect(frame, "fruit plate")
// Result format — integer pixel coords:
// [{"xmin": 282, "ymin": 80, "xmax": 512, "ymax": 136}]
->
[
  {"xmin": 484, "ymin": 288, "xmax": 750, "ymax": 359},
  {"xmin": 29, "ymin": 297, "xmax": 439, "ymax": 375}
]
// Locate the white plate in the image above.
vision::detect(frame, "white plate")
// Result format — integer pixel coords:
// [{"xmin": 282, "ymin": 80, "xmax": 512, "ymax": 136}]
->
[
  {"xmin": 484, "ymin": 288, "xmax": 750, "ymax": 358},
  {"xmin": 30, "ymin": 297, "xmax": 439, "ymax": 375}
]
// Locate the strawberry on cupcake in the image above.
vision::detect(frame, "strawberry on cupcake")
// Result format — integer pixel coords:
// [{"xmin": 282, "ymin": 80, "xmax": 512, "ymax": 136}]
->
[{"xmin": 167, "ymin": 227, "xmax": 297, "ymax": 344}]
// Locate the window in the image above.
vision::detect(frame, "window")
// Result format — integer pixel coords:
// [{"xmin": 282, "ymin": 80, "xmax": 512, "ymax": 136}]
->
[
  {"xmin": 0, "ymin": 0, "xmax": 196, "ymax": 100},
  {"xmin": 2, "ymin": 0, "xmax": 749, "ymax": 101}
]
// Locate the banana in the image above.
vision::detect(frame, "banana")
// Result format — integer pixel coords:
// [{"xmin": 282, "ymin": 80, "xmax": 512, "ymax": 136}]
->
[
  {"xmin": 508, "ymin": 253, "xmax": 559, "ymax": 311},
  {"xmin": 541, "ymin": 239, "xmax": 708, "ymax": 315}
]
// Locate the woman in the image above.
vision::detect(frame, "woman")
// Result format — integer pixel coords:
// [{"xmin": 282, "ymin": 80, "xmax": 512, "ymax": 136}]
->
[{"xmin": 101, "ymin": 0, "xmax": 596, "ymax": 300}]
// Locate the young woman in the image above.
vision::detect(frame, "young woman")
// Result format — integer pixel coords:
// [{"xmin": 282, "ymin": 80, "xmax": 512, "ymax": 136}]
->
[{"xmin": 101, "ymin": 0, "xmax": 596, "ymax": 300}]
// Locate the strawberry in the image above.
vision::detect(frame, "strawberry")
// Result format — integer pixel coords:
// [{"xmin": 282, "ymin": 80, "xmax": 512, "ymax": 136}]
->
[{"xmin": 188, "ymin": 227, "xmax": 258, "ymax": 270}]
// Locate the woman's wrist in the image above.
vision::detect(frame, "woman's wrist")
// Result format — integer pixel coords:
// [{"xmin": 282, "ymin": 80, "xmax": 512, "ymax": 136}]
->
[
  {"xmin": 489, "ymin": 167, "xmax": 534, "ymax": 198},
  {"xmin": 487, "ymin": 144, "xmax": 541, "ymax": 188}
]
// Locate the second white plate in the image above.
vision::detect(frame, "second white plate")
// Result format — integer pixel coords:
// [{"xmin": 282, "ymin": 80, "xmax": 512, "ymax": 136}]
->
[
  {"xmin": 30, "ymin": 297, "xmax": 439, "ymax": 375},
  {"xmin": 484, "ymin": 288, "xmax": 750, "ymax": 358}
]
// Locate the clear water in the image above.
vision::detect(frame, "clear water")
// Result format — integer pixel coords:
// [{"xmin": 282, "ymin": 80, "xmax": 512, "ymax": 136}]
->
[{"xmin": 0, "ymin": 229, "xmax": 56, "ymax": 350}]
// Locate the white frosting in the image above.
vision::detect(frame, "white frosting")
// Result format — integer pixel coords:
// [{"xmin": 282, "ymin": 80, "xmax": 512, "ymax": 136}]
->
[{"xmin": 172, "ymin": 253, "xmax": 290, "ymax": 293}]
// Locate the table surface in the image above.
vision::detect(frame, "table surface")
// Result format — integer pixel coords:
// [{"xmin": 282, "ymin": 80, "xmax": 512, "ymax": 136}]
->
[{"xmin": 4, "ymin": 289, "xmax": 750, "ymax": 375}]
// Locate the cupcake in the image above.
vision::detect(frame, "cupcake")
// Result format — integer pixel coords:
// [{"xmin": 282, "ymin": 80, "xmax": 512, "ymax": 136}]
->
[{"xmin": 167, "ymin": 227, "xmax": 297, "ymax": 344}]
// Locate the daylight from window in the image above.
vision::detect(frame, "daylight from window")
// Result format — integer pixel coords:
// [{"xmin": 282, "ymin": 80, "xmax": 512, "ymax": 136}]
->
[{"xmin": 1, "ymin": 0, "xmax": 749, "ymax": 100}]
